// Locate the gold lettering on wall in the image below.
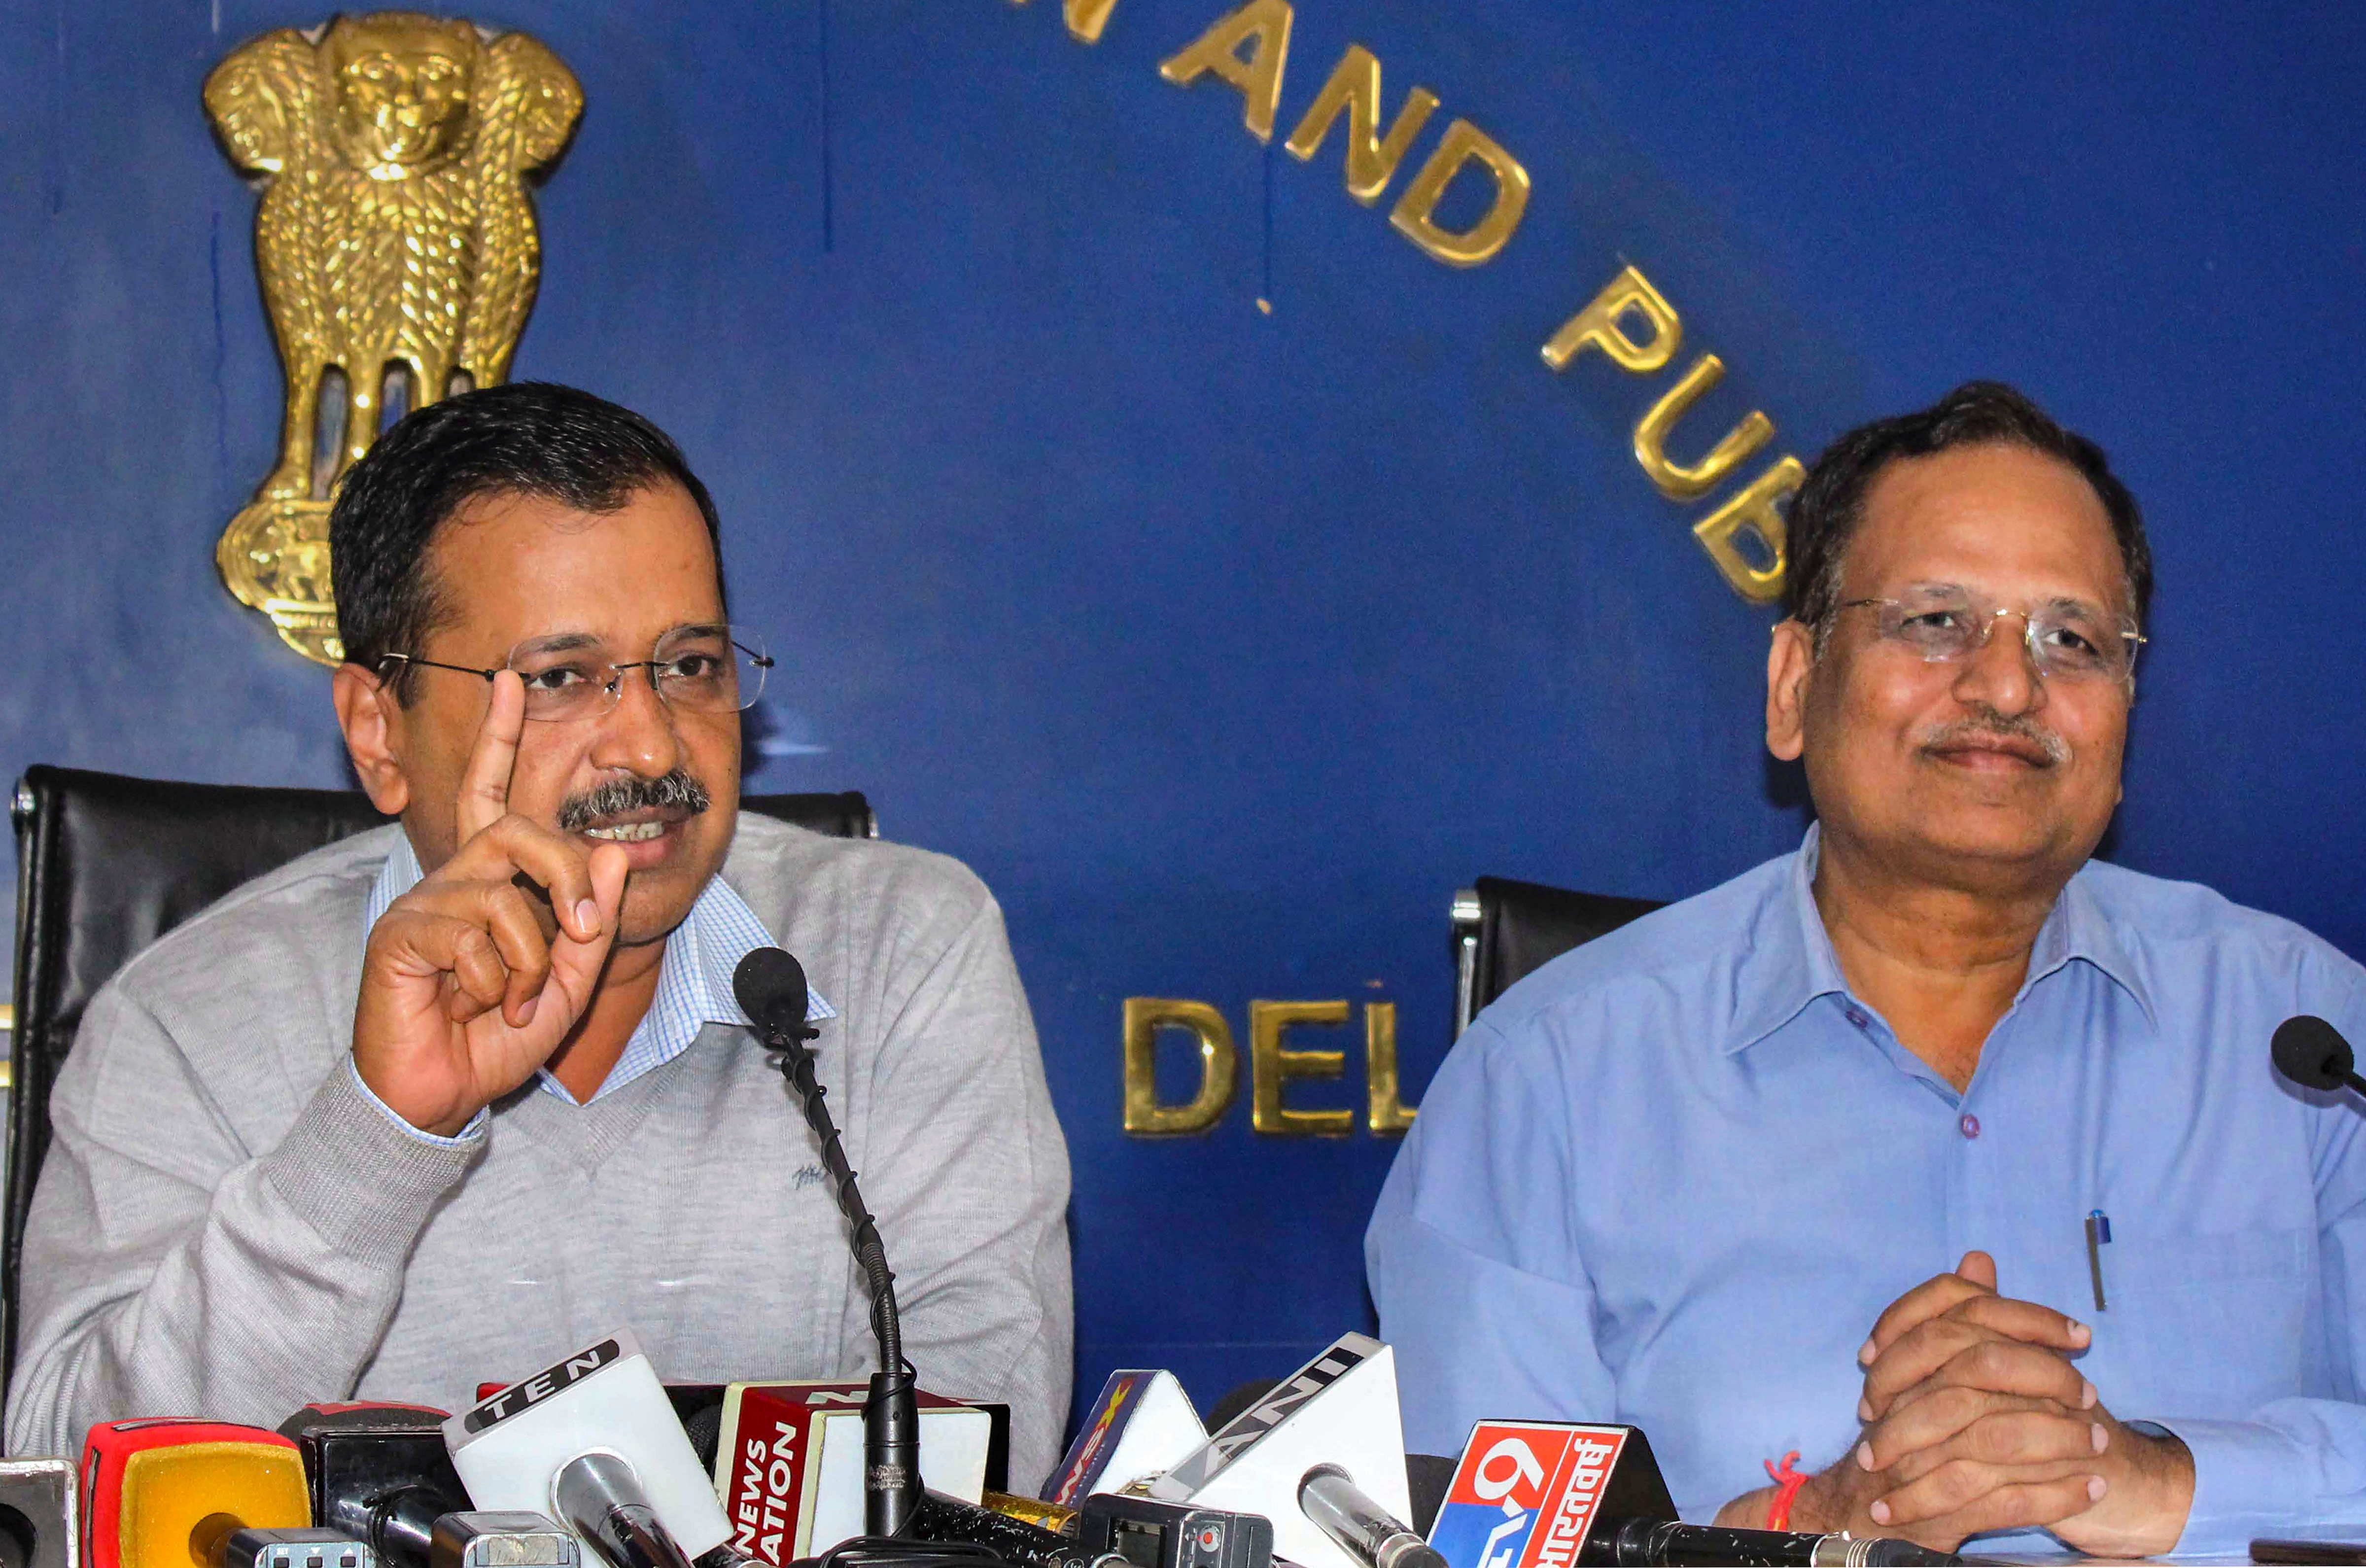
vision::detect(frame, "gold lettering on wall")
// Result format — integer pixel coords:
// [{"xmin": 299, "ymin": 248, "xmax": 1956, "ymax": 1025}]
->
[
  {"xmin": 1633, "ymin": 354, "xmax": 1775, "ymax": 501},
  {"xmin": 1158, "ymin": 0, "xmax": 1295, "ymax": 143},
  {"xmin": 1693, "ymin": 456, "xmax": 1802, "ymax": 603},
  {"xmin": 1011, "ymin": 0, "xmax": 1122, "ymax": 45},
  {"xmin": 1121, "ymin": 997, "xmax": 1239, "ymax": 1134},
  {"xmin": 1363, "ymin": 1002, "xmax": 1416, "ymax": 1134},
  {"xmin": 1388, "ymin": 119, "xmax": 1531, "ymax": 268},
  {"xmin": 1282, "ymin": 44, "xmax": 1438, "ymax": 205},
  {"xmin": 1542, "ymin": 265, "xmax": 1682, "ymax": 373},
  {"xmin": 1249, "ymin": 1000, "xmax": 1354, "ymax": 1136}
]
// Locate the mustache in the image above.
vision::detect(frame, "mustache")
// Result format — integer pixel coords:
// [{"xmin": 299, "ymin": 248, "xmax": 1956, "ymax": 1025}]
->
[
  {"xmin": 556, "ymin": 768, "xmax": 712, "ymax": 832},
  {"xmin": 1917, "ymin": 707, "xmax": 2070, "ymax": 766}
]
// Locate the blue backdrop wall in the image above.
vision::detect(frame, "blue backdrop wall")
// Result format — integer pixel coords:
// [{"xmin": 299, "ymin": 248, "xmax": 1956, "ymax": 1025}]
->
[{"xmin": 3, "ymin": 0, "xmax": 2363, "ymax": 1432}]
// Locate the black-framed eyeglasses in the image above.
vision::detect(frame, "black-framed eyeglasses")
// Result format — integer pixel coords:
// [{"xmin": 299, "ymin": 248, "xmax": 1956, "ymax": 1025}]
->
[{"xmin": 379, "ymin": 624, "xmax": 774, "ymax": 722}]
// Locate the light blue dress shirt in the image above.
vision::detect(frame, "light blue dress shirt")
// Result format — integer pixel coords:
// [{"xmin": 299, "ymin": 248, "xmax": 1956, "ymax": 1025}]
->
[
  {"xmin": 1367, "ymin": 828, "xmax": 2366, "ymax": 1555},
  {"xmin": 352, "ymin": 830, "xmax": 835, "ymax": 1137}
]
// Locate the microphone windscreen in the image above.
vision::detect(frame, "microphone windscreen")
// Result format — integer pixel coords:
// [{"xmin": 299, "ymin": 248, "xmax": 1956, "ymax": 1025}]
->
[
  {"xmin": 2273, "ymin": 1014, "xmax": 2356, "ymax": 1091},
  {"xmin": 732, "ymin": 948, "xmax": 808, "ymax": 1035}
]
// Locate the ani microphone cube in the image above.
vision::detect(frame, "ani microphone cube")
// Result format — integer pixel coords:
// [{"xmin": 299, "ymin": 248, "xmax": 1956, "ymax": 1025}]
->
[{"xmin": 80, "ymin": 1421, "xmax": 311, "ymax": 1568}]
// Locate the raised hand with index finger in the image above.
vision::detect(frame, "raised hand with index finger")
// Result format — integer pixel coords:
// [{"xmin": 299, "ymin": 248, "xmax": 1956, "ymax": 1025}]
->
[{"xmin": 353, "ymin": 670, "xmax": 631, "ymax": 1136}]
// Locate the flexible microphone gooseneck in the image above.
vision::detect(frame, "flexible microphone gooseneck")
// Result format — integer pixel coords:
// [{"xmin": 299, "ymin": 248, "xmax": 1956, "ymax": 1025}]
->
[
  {"xmin": 734, "ymin": 947, "xmax": 922, "ymax": 1540},
  {"xmin": 2272, "ymin": 1015, "xmax": 2366, "ymax": 1098}
]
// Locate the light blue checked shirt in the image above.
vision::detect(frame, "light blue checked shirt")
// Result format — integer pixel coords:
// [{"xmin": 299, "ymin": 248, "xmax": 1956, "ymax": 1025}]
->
[
  {"xmin": 351, "ymin": 831, "xmax": 835, "ymax": 1139},
  {"xmin": 1371, "ymin": 827, "xmax": 2366, "ymax": 1556}
]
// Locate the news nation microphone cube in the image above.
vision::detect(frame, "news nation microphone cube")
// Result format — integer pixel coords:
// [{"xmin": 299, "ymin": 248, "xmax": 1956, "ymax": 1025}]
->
[
  {"xmin": 442, "ymin": 1329, "xmax": 731, "ymax": 1564},
  {"xmin": 1151, "ymin": 1333, "xmax": 1412, "ymax": 1568},
  {"xmin": 0, "ymin": 1456, "xmax": 79, "ymax": 1568},
  {"xmin": 1425, "ymin": 1423, "xmax": 1675, "ymax": 1568},
  {"xmin": 80, "ymin": 1421, "xmax": 311, "ymax": 1568}
]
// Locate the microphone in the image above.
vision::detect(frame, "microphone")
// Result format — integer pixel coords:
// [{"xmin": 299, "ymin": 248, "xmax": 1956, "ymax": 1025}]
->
[
  {"xmin": 1042, "ymin": 1370, "xmax": 1207, "ymax": 1506},
  {"xmin": 0, "ymin": 1457, "xmax": 76, "ymax": 1568},
  {"xmin": 278, "ymin": 1404, "xmax": 469, "ymax": 1568},
  {"xmin": 442, "ymin": 1329, "xmax": 733, "ymax": 1568},
  {"xmin": 2273, "ymin": 1015, "xmax": 2366, "ymax": 1096},
  {"xmin": 80, "ymin": 1420, "xmax": 315, "ymax": 1568},
  {"xmin": 428, "ymin": 1515, "xmax": 580, "ymax": 1568},
  {"xmin": 732, "ymin": 947, "xmax": 920, "ymax": 1539},
  {"xmin": 1599, "ymin": 1520, "xmax": 1956, "ymax": 1566},
  {"xmin": 1297, "ymin": 1466, "xmax": 1442, "ymax": 1568},
  {"xmin": 1150, "ymin": 1333, "xmax": 1414, "ymax": 1568}
]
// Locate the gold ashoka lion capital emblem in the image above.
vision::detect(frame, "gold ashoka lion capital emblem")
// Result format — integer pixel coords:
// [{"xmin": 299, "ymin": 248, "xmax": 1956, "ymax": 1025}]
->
[{"xmin": 206, "ymin": 11, "xmax": 582, "ymax": 664}]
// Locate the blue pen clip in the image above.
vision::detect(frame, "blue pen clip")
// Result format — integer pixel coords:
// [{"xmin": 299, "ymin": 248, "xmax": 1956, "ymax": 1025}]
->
[{"xmin": 2085, "ymin": 1209, "xmax": 2112, "ymax": 1311}]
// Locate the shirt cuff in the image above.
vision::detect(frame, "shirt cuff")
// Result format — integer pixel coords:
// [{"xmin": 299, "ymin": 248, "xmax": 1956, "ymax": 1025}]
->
[
  {"xmin": 258, "ymin": 1057, "xmax": 486, "ymax": 1269},
  {"xmin": 2141, "ymin": 1415, "xmax": 2312, "ymax": 1554},
  {"xmin": 346, "ymin": 1056, "xmax": 489, "ymax": 1145}
]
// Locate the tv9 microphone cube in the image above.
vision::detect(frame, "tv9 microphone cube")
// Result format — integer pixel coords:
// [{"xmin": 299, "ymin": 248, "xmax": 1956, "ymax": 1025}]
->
[
  {"xmin": 0, "ymin": 1457, "xmax": 77, "ymax": 1568},
  {"xmin": 443, "ymin": 1329, "xmax": 731, "ymax": 1566},
  {"xmin": 427, "ymin": 1515, "xmax": 578, "ymax": 1568},
  {"xmin": 80, "ymin": 1421, "xmax": 311, "ymax": 1568}
]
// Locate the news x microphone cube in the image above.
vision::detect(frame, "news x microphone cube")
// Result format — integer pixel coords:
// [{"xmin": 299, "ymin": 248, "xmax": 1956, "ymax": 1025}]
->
[
  {"xmin": 442, "ymin": 1328, "xmax": 731, "ymax": 1563},
  {"xmin": 0, "ymin": 1457, "xmax": 78, "ymax": 1568},
  {"xmin": 1425, "ymin": 1422, "xmax": 1676, "ymax": 1568},
  {"xmin": 279, "ymin": 1404, "xmax": 466, "ymax": 1568},
  {"xmin": 80, "ymin": 1421, "xmax": 311, "ymax": 1568},
  {"xmin": 427, "ymin": 1515, "xmax": 578, "ymax": 1568}
]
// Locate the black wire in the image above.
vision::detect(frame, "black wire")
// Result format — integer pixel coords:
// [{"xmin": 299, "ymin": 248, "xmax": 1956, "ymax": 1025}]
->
[
  {"xmin": 793, "ymin": 1538, "xmax": 1004, "ymax": 1568},
  {"xmin": 765, "ymin": 1021, "xmax": 908, "ymax": 1378}
]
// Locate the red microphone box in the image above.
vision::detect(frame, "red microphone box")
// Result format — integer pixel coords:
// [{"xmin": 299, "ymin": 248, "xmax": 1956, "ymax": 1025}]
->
[{"xmin": 1425, "ymin": 1421, "xmax": 1675, "ymax": 1568}]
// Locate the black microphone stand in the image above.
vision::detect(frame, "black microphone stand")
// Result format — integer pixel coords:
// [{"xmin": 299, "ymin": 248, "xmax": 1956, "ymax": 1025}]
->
[{"xmin": 743, "ymin": 958, "xmax": 921, "ymax": 1539}]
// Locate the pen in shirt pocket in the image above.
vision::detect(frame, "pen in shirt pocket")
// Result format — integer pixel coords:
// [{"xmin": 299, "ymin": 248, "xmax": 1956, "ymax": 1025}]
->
[{"xmin": 2085, "ymin": 1209, "xmax": 2112, "ymax": 1311}]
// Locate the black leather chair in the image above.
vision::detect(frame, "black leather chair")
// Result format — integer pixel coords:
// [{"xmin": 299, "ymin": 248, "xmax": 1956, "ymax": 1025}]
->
[
  {"xmin": 3, "ymin": 763, "xmax": 874, "ymax": 1396},
  {"xmin": 1451, "ymin": 874, "xmax": 1666, "ymax": 1035}
]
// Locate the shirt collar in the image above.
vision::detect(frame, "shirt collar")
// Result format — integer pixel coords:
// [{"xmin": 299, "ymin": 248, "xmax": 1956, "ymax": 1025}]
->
[
  {"xmin": 360, "ymin": 830, "xmax": 835, "ymax": 1095},
  {"xmin": 1725, "ymin": 823, "xmax": 2155, "ymax": 1056}
]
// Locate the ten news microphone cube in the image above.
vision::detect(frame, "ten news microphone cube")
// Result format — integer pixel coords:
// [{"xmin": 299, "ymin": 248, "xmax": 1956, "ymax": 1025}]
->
[
  {"xmin": 0, "ymin": 1457, "xmax": 78, "ymax": 1568},
  {"xmin": 81, "ymin": 1421, "xmax": 311, "ymax": 1568}
]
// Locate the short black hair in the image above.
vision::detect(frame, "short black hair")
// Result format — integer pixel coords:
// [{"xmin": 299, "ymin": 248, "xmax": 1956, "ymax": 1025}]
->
[
  {"xmin": 1784, "ymin": 380, "xmax": 2152, "ymax": 640},
  {"xmin": 330, "ymin": 381, "xmax": 722, "ymax": 699}
]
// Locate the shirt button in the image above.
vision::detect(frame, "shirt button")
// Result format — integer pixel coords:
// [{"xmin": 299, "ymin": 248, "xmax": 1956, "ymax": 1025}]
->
[
  {"xmin": 1844, "ymin": 1006, "xmax": 1870, "ymax": 1028},
  {"xmin": 1959, "ymin": 1113, "xmax": 1982, "ymax": 1140}
]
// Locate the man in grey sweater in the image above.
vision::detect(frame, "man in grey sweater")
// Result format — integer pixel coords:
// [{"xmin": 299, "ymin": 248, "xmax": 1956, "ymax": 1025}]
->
[{"xmin": 5, "ymin": 384, "xmax": 1075, "ymax": 1487}]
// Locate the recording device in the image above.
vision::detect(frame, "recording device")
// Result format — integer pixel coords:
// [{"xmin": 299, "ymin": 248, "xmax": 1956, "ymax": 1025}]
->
[
  {"xmin": 279, "ymin": 1404, "xmax": 469, "ymax": 1568},
  {"xmin": 80, "ymin": 1420, "xmax": 312, "ymax": 1568},
  {"xmin": 1150, "ymin": 1333, "xmax": 1413, "ymax": 1568},
  {"xmin": 734, "ymin": 946, "xmax": 920, "ymax": 1539},
  {"xmin": 1296, "ymin": 1467, "xmax": 1439, "ymax": 1568},
  {"xmin": 0, "ymin": 1457, "xmax": 77, "ymax": 1568},
  {"xmin": 197, "ymin": 1528, "xmax": 377, "ymax": 1568},
  {"xmin": 1044, "ymin": 1372, "xmax": 1207, "ymax": 1507},
  {"xmin": 1075, "ymin": 1495, "xmax": 1271, "ymax": 1568},
  {"xmin": 2273, "ymin": 1014, "xmax": 2366, "ymax": 1097},
  {"xmin": 428, "ymin": 1516, "xmax": 580, "ymax": 1568},
  {"xmin": 905, "ymin": 1494, "xmax": 1095, "ymax": 1568},
  {"xmin": 1424, "ymin": 1422, "xmax": 1955, "ymax": 1568},
  {"xmin": 442, "ymin": 1328, "xmax": 733, "ymax": 1568}
]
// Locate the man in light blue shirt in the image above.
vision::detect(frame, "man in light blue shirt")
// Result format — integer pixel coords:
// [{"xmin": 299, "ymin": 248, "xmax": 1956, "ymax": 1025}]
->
[{"xmin": 1368, "ymin": 382, "xmax": 2366, "ymax": 1556}]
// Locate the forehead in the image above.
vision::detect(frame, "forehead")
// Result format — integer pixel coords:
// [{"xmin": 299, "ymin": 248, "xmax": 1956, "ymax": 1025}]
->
[
  {"xmin": 420, "ymin": 483, "xmax": 723, "ymax": 656},
  {"xmin": 1843, "ymin": 443, "xmax": 2126, "ymax": 612}
]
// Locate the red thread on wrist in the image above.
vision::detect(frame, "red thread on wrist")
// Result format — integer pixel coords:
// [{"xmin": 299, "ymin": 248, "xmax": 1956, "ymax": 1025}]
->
[{"xmin": 1764, "ymin": 1450, "xmax": 1807, "ymax": 1533}]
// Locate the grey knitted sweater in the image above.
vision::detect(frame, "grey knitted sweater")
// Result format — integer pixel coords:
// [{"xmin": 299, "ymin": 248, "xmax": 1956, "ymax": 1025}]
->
[{"xmin": 4, "ymin": 817, "xmax": 1074, "ymax": 1488}]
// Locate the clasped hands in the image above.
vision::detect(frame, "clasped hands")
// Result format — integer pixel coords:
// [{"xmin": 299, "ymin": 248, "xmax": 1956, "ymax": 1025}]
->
[{"xmin": 1719, "ymin": 1251, "xmax": 2193, "ymax": 1555}]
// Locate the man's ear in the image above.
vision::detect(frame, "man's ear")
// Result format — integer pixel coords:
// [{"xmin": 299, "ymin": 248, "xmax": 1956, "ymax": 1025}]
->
[
  {"xmin": 1766, "ymin": 618, "xmax": 1815, "ymax": 763},
  {"xmin": 332, "ymin": 662, "xmax": 413, "ymax": 816}
]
